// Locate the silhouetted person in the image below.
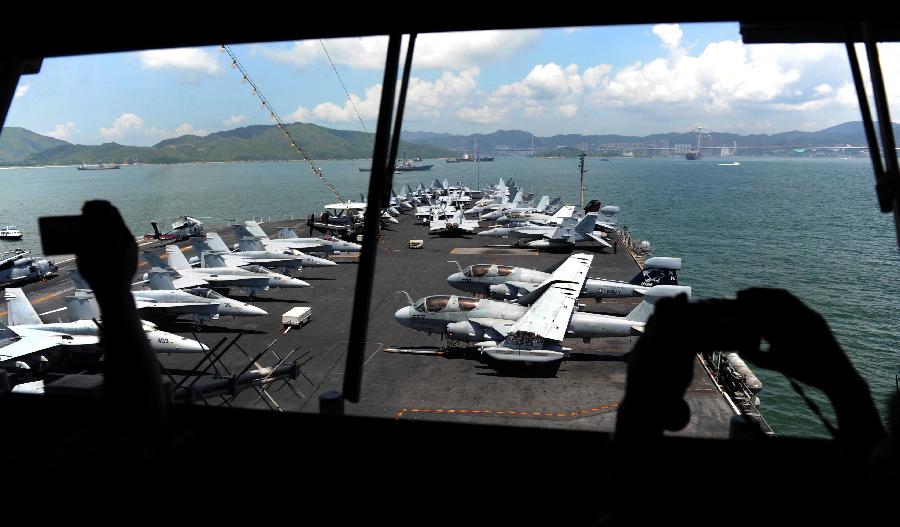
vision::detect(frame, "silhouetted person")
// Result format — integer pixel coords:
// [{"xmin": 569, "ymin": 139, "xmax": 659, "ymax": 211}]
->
[
  {"xmin": 599, "ymin": 288, "xmax": 891, "ymax": 525},
  {"xmin": 77, "ymin": 200, "xmax": 165, "ymax": 426}
]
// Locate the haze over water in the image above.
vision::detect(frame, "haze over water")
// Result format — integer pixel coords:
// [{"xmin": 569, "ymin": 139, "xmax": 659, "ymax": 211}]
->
[{"xmin": 2, "ymin": 156, "xmax": 897, "ymax": 437}]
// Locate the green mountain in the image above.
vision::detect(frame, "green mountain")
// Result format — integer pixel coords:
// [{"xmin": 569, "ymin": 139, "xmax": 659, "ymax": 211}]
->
[
  {"xmin": 7, "ymin": 123, "xmax": 450, "ymax": 166},
  {"xmin": 0, "ymin": 127, "xmax": 71, "ymax": 163}
]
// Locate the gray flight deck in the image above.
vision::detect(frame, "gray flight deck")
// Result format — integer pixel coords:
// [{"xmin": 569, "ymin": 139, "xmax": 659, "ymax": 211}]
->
[{"xmin": 6, "ymin": 215, "xmax": 735, "ymax": 438}]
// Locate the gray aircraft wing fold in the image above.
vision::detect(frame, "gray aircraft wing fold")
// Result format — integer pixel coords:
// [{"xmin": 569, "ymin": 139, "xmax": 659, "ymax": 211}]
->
[{"xmin": 585, "ymin": 232, "xmax": 612, "ymax": 248}]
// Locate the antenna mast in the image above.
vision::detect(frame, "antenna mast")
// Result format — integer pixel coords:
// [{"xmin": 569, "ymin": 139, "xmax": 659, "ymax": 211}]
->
[{"xmin": 578, "ymin": 152, "xmax": 587, "ymax": 210}]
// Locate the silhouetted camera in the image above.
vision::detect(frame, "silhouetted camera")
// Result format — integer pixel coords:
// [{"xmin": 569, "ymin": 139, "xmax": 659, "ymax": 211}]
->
[{"xmin": 39, "ymin": 215, "xmax": 83, "ymax": 255}]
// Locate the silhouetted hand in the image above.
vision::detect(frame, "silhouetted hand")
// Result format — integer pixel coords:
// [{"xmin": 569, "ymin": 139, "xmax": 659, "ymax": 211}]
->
[
  {"xmin": 736, "ymin": 288, "xmax": 858, "ymax": 396},
  {"xmin": 616, "ymin": 293, "xmax": 697, "ymax": 437},
  {"xmin": 76, "ymin": 201, "xmax": 137, "ymax": 301}
]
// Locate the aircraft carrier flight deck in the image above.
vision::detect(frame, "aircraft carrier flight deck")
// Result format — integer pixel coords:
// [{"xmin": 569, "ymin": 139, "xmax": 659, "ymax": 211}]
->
[{"xmin": 4, "ymin": 215, "xmax": 737, "ymax": 438}]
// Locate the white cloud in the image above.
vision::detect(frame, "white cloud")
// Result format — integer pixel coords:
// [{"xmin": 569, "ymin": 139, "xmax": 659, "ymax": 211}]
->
[
  {"xmin": 305, "ymin": 84, "xmax": 382, "ymax": 123},
  {"xmin": 814, "ymin": 84, "xmax": 833, "ymax": 95},
  {"xmin": 14, "ymin": 84, "xmax": 29, "ymax": 98},
  {"xmin": 139, "ymin": 48, "xmax": 221, "ymax": 75},
  {"xmin": 557, "ymin": 104, "xmax": 579, "ymax": 117},
  {"xmin": 407, "ymin": 68, "xmax": 480, "ymax": 118},
  {"xmin": 223, "ymin": 115, "xmax": 247, "ymax": 127},
  {"xmin": 652, "ymin": 24, "xmax": 684, "ymax": 53},
  {"xmin": 457, "ymin": 105, "xmax": 509, "ymax": 124},
  {"xmin": 263, "ymin": 30, "xmax": 540, "ymax": 71},
  {"xmin": 44, "ymin": 122, "xmax": 77, "ymax": 141},
  {"xmin": 100, "ymin": 113, "xmax": 145, "ymax": 140},
  {"xmin": 285, "ymin": 106, "xmax": 311, "ymax": 123},
  {"xmin": 174, "ymin": 123, "xmax": 208, "ymax": 136}
]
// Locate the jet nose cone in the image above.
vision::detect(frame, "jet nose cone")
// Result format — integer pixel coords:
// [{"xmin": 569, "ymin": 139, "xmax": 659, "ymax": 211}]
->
[
  {"xmin": 394, "ymin": 306, "xmax": 411, "ymax": 326},
  {"xmin": 447, "ymin": 272, "xmax": 463, "ymax": 286},
  {"xmin": 291, "ymin": 278, "xmax": 311, "ymax": 288},
  {"xmin": 246, "ymin": 304, "xmax": 268, "ymax": 316}
]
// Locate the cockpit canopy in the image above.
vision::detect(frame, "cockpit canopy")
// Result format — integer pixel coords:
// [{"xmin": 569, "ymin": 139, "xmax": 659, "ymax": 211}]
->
[
  {"xmin": 463, "ymin": 264, "xmax": 514, "ymax": 278},
  {"xmin": 415, "ymin": 295, "xmax": 480, "ymax": 312}
]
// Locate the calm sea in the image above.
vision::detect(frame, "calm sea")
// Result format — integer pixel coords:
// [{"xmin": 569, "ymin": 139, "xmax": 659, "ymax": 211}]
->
[{"xmin": 2, "ymin": 156, "xmax": 898, "ymax": 437}]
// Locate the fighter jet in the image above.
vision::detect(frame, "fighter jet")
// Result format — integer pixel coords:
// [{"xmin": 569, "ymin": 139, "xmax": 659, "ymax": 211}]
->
[
  {"xmin": 195, "ymin": 250, "xmax": 310, "ymax": 290},
  {"xmin": 479, "ymin": 213, "xmax": 611, "ymax": 249},
  {"xmin": 447, "ymin": 257, "xmax": 681, "ymax": 300},
  {"xmin": 141, "ymin": 269, "xmax": 267, "ymax": 318},
  {"xmin": 227, "ymin": 227, "xmax": 338, "ymax": 269},
  {"xmin": 480, "ymin": 196, "xmax": 551, "ymax": 221},
  {"xmin": 1, "ymin": 288, "xmax": 208, "ymax": 369},
  {"xmin": 142, "ymin": 248, "xmax": 271, "ymax": 293},
  {"xmin": 394, "ymin": 256, "xmax": 691, "ymax": 363},
  {"xmin": 241, "ymin": 221, "xmax": 361, "ymax": 254},
  {"xmin": 429, "ymin": 206, "xmax": 479, "ymax": 236},
  {"xmin": 0, "ymin": 249, "xmax": 57, "ymax": 287}
]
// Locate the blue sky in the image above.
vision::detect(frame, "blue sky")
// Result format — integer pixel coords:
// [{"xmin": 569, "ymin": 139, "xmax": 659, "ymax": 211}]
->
[{"xmin": 7, "ymin": 23, "xmax": 896, "ymax": 146}]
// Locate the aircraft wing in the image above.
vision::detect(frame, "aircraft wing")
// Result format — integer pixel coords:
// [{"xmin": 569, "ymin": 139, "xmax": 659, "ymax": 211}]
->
[
  {"xmin": 585, "ymin": 232, "xmax": 612, "ymax": 248},
  {"xmin": 469, "ymin": 318, "xmax": 515, "ymax": 339},
  {"xmin": 172, "ymin": 275, "xmax": 210, "ymax": 289},
  {"xmin": 0, "ymin": 333, "xmax": 100, "ymax": 362},
  {"xmin": 134, "ymin": 300, "xmax": 220, "ymax": 316},
  {"xmin": 506, "ymin": 254, "xmax": 593, "ymax": 342}
]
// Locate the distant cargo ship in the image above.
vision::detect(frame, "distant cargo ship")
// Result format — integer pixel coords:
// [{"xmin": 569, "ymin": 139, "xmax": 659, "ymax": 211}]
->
[{"xmin": 77, "ymin": 161, "xmax": 120, "ymax": 170}]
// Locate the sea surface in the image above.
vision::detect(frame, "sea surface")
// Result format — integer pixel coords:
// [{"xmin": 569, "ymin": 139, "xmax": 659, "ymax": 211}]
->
[{"xmin": 2, "ymin": 156, "xmax": 898, "ymax": 437}]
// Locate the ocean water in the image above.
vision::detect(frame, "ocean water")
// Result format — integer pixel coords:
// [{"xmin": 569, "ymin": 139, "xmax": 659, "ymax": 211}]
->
[{"xmin": 2, "ymin": 156, "xmax": 898, "ymax": 436}]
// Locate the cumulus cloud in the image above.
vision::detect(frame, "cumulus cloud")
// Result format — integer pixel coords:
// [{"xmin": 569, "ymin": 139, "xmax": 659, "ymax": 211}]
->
[
  {"xmin": 174, "ymin": 123, "xmax": 209, "ymax": 136},
  {"xmin": 652, "ymin": 24, "xmax": 684, "ymax": 53},
  {"xmin": 263, "ymin": 30, "xmax": 540, "ymax": 71},
  {"xmin": 45, "ymin": 122, "xmax": 77, "ymax": 141},
  {"xmin": 456, "ymin": 105, "xmax": 509, "ymax": 125},
  {"xmin": 139, "ymin": 48, "xmax": 221, "ymax": 75},
  {"xmin": 223, "ymin": 115, "xmax": 247, "ymax": 127},
  {"xmin": 100, "ymin": 113, "xmax": 145, "ymax": 140},
  {"xmin": 14, "ymin": 84, "xmax": 29, "ymax": 98}
]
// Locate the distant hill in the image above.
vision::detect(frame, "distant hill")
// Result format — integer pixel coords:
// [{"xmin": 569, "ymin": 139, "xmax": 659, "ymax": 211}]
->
[
  {"xmin": 401, "ymin": 122, "xmax": 900, "ymax": 154},
  {"xmin": 0, "ymin": 127, "xmax": 71, "ymax": 163},
  {"xmin": 2, "ymin": 123, "xmax": 451, "ymax": 166}
]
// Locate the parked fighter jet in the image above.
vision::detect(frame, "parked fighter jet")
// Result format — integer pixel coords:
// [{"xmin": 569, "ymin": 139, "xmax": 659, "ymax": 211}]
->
[
  {"xmin": 1, "ymin": 288, "xmax": 208, "ymax": 369},
  {"xmin": 142, "ymin": 269, "xmax": 266, "ymax": 318},
  {"xmin": 195, "ymin": 250, "xmax": 310, "ymax": 290},
  {"xmin": 480, "ymin": 196, "xmax": 551, "ymax": 221},
  {"xmin": 142, "ymin": 248, "xmax": 271, "ymax": 293},
  {"xmin": 429, "ymin": 207, "xmax": 480, "ymax": 236},
  {"xmin": 242, "ymin": 221, "xmax": 361, "ymax": 254},
  {"xmin": 228, "ymin": 228, "xmax": 337, "ymax": 269},
  {"xmin": 447, "ymin": 257, "xmax": 681, "ymax": 300},
  {"xmin": 0, "ymin": 249, "xmax": 57, "ymax": 287},
  {"xmin": 395, "ymin": 258, "xmax": 691, "ymax": 363},
  {"xmin": 479, "ymin": 213, "xmax": 611, "ymax": 249}
]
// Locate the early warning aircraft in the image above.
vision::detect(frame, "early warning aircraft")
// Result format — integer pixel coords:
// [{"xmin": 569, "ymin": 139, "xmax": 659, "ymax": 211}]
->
[
  {"xmin": 0, "ymin": 249, "xmax": 58, "ymax": 287},
  {"xmin": 394, "ymin": 254, "xmax": 692, "ymax": 363},
  {"xmin": 1, "ymin": 288, "xmax": 208, "ymax": 369},
  {"xmin": 446, "ymin": 257, "xmax": 681, "ymax": 300}
]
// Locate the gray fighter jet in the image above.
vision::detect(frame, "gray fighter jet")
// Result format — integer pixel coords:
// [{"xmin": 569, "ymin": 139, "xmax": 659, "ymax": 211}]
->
[
  {"xmin": 1, "ymin": 288, "xmax": 208, "ymax": 369},
  {"xmin": 447, "ymin": 257, "xmax": 682, "ymax": 300},
  {"xmin": 0, "ymin": 249, "xmax": 58, "ymax": 287},
  {"xmin": 241, "ymin": 221, "xmax": 361, "ymax": 254},
  {"xmin": 394, "ymin": 254, "xmax": 692, "ymax": 363},
  {"xmin": 206, "ymin": 233, "xmax": 337, "ymax": 269},
  {"xmin": 142, "ymin": 248, "xmax": 271, "ymax": 293},
  {"xmin": 479, "ymin": 213, "xmax": 611, "ymax": 249},
  {"xmin": 194, "ymin": 248, "xmax": 311, "ymax": 290},
  {"xmin": 142, "ymin": 269, "xmax": 267, "ymax": 318}
]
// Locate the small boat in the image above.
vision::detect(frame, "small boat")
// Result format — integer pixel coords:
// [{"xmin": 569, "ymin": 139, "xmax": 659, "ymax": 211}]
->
[
  {"xmin": 0, "ymin": 225, "xmax": 23, "ymax": 240},
  {"xmin": 718, "ymin": 162, "xmax": 741, "ymax": 166}
]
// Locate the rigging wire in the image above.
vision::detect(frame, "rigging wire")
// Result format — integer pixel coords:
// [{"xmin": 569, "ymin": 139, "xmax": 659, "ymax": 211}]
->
[
  {"xmin": 319, "ymin": 39, "xmax": 372, "ymax": 140},
  {"xmin": 220, "ymin": 44, "xmax": 348, "ymax": 207}
]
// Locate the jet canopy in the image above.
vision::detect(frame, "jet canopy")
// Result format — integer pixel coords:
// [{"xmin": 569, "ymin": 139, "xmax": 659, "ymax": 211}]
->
[
  {"xmin": 463, "ymin": 264, "xmax": 514, "ymax": 277},
  {"xmin": 416, "ymin": 295, "xmax": 480, "ymax": 312}
]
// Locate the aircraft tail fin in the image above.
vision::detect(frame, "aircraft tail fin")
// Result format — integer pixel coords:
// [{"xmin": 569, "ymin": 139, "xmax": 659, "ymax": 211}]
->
[
  {"xmin": 147, "ymin": 268, "xmax": 178, "ymax": 290},
  {"xmin": 204, "ymin": 233, "xmax": 231, "ymax": 253},
  {"xmin": 150, "ymin": 221, "xmax": 163, "ymax": 238},
  {"xmin": 243, "ymin": 221, "xmax": 269, "ymax": 240},
  {"xmin": 625, "ymin": 285, "xmax": 692, "ymax": 323},
  {"xmin": 65, "ymin": 290, "xmax": 101, "ymax": 321},
  {"xmin": 202, "ymin": 251, "xmax": 228, "ymax": 269},
  {"xmin": 278, "ymin": 227, "xmax": 299, "ymax": 239},
  {"xmin": 4, "ymin": 288, "xmax": 43, "ymax": 326},
  {"xmin": 142, "ymin": 250, "xmax": 168, "ymax": 269},
  {"xmin": 165, "ymin": 245, "xmax": 192, "ymax": 270},
  {"xmin": 628, "ymin": 257, "xmax": 682, "ymax": 286},
  {"xmin": 511, "ymin": 190, "xmax": 523, "ymax": 205},
  {"xmin": 238, "ymin": 236, "xmax": 266, "ymax": 252},
  {"xmin": 190, "ymin": 237, "xmax": 214, "ymax": 259},
  {"xmin": 535, "ymin": 195, "xmax": 549, "ymax": 212},
  {"xmin": 573, "ymin": 214, "xmax": 598, "ymax": 235}
]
